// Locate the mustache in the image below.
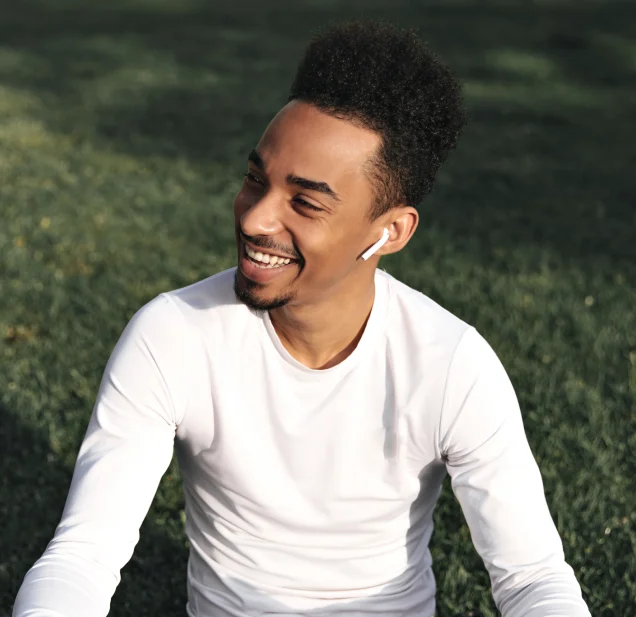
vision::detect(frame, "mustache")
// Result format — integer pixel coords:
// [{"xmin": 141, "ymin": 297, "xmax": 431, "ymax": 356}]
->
[{"xmin": 240, "ymin": 232, "xmax": 302, "ymax": 261}]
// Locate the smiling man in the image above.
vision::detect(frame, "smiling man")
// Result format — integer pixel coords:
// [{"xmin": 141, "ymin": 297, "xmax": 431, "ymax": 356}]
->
[{"xmin": 14, "ymin": 21, "xmax": 591, "ymax": 617}]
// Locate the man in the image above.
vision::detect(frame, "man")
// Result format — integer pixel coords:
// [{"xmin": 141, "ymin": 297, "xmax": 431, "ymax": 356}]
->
[{"xmin": 14, "ymin": 21, "xmax": 591, "ymax": 617}]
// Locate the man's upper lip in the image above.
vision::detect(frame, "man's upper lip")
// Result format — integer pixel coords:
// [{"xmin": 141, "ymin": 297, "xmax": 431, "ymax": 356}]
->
[{"xmin": 243, "ymin": 240, "xmax": 297, "ymax": 261}]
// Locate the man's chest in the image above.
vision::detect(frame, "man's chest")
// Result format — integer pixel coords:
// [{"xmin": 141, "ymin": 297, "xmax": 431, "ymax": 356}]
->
[{"xmin": 174, "ymin": 354, "xmax": 446, "ymax": 533}]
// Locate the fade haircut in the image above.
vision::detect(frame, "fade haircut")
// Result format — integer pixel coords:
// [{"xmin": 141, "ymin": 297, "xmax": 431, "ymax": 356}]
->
[{"xmin": 288, "ymin": 20, "xmax": 466, "ymax": 219}]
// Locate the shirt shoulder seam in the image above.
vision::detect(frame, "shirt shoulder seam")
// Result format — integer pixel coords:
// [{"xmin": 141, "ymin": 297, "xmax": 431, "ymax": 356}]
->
[
  {"xmin": 156, "ymin": 292, "xmax": 194, "ymax": 427},
  {"xmin": 437, "ymin": 325, "xmax": 475, "ymax": 460}
]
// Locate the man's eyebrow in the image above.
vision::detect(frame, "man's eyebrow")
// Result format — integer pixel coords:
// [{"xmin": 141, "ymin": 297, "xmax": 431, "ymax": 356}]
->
[
  {"xmin": 248, "ymin": 149, "xmax": 340, "ymax": 202},
  {"xmin": 286, "ymin": 174, "xmax": 341, "ymax": 202},
  {"xmin": 248, "ymin": 149, "xmax": 264, "ymax": 169}
]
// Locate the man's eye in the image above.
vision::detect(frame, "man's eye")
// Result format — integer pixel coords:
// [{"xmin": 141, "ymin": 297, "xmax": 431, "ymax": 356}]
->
[
  {"xmin": 244, "ymin": 172, "xmax": 263, "ymax": 185},
  {"xmin": 294, "ymin": 197, "xmax": 322, "ymax": 212}
]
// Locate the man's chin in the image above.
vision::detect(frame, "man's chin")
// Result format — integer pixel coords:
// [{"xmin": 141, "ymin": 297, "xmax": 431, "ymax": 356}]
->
[{"xmin": 233, "ymin": 270, "xmax": 294, "ymax": 312}]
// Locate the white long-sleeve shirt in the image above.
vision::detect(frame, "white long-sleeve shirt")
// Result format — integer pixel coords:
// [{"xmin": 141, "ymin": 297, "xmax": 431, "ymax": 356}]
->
[{"xmin": 13, "ymin": 268, "xmax": 591, "ymax": 617}]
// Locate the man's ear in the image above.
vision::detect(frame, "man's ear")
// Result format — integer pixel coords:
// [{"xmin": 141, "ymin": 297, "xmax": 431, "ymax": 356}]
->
[{"xmin": 377, "ymin": 206, "xmax": 419, "ymax": 256}]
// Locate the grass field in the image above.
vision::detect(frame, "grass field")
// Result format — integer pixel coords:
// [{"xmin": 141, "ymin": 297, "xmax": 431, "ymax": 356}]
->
[{"xmin": 1, "ymin": 1, "xmax": 635, "ymax": 615}]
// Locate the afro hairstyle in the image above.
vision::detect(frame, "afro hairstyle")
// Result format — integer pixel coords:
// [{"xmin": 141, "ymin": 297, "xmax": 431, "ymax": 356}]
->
[{"xmin": 288, "ymin": 20, "xmax": 467, "ymax": 219}]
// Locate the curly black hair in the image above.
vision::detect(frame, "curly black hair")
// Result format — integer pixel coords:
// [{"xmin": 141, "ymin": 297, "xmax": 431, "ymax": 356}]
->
[{"xmin": 288, "ymin": 20, "xmax": 466, "ymax": 219}]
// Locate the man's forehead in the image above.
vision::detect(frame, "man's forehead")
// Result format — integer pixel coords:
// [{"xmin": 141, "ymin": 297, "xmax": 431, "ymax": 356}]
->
[{"xmin": 256, "ymin": 101, "xmax": 380, "ymax": 179}]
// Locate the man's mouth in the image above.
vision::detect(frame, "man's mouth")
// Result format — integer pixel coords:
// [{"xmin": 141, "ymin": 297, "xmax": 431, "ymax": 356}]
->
[{"xmin": 244, "ymin": 244, "xmax": 297, "ymax": 269}]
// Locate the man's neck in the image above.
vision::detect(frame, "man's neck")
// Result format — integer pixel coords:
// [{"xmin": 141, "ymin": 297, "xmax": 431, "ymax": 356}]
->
[{"xmin": 269, "ymin": 275, "xmax": 376, "ymax": 370}]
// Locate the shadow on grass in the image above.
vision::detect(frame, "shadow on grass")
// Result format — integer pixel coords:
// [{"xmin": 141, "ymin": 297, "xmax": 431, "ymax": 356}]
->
[{"xmin": 0, "ymin": 406, "xmax": 188, "ymax": 617}]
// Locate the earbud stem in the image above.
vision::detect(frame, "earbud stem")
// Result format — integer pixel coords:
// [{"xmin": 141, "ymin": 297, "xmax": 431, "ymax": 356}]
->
[{"xmin": 361, "ymin": 228, "xmax": 390, "ymax": 261}]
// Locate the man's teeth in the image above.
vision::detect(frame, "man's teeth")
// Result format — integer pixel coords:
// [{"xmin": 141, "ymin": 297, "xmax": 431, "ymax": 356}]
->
[{"xmin": 245, "ymin": 245, "xmax": 292, "ymax": 268}]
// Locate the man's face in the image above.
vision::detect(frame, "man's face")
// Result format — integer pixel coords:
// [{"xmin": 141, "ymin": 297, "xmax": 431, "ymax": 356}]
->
[{"xmin": 233, "ymin": 100, "xmax": 383, "ymax": 311}]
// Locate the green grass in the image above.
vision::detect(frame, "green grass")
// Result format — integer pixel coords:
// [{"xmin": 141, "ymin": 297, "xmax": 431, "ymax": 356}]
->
[{"xmin": 1, "ymin": 1, "xmax": 634, "ymax": 615}]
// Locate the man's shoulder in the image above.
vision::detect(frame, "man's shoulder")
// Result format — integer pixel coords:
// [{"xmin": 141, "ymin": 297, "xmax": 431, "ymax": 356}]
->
[
  {"xmin": 127, "ymin": 268, "xmax": 248, "ymax": 344},
  {"xmin": 380, "ymin": 269, "xmax": 471, "ymax": 346},
  {"xmin": 157, "ymin": 267, "xmax": 249, "ymax": 323},
  {"xmin": 381, "ymin": 273, "xmax": 512, "ymax": 401},
  {"xmin": 163, "ymin": 267, "xmax": 237, "ymax": 308}
]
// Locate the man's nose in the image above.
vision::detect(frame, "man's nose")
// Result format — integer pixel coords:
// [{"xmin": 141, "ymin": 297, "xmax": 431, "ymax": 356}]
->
[{"xmin": 240, "ymin": 190, "xmax": 286, "ymax": 238}]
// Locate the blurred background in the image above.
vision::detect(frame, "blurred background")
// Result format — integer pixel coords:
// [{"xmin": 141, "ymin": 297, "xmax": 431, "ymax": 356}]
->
[{"xmin": 0, "ymin": 1, "xmax": 634, "ymax": 616}]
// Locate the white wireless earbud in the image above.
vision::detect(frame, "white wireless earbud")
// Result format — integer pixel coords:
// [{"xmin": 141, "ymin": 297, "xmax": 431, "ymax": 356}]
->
[{"xmin": 361, "ymin": 227, "xmax": 390, "ymax": 261}]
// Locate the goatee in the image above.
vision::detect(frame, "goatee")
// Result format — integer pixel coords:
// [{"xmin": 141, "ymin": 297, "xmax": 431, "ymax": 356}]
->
[{"xmin": 233, "ymin": 270, "xmax": 294, "ymax": 312}]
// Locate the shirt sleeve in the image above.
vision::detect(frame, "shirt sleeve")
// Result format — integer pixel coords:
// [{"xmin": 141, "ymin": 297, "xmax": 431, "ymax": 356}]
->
[
  {"xmin": 439, "ymin": 327, "xmax": 591, "ymax": 617},
  {"xmin": 13, "ymin": 294, "xmax": 189, "ymax": 617}
]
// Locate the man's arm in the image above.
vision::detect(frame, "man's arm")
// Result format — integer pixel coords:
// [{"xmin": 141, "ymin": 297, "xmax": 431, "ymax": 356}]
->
[
  {"xmin": 13, "ymin": 294, "xmax": 190, "ymax": 617},
  {"xmin": 439, "ymin": 327, "xmax": 591, "ymax": 617}
]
